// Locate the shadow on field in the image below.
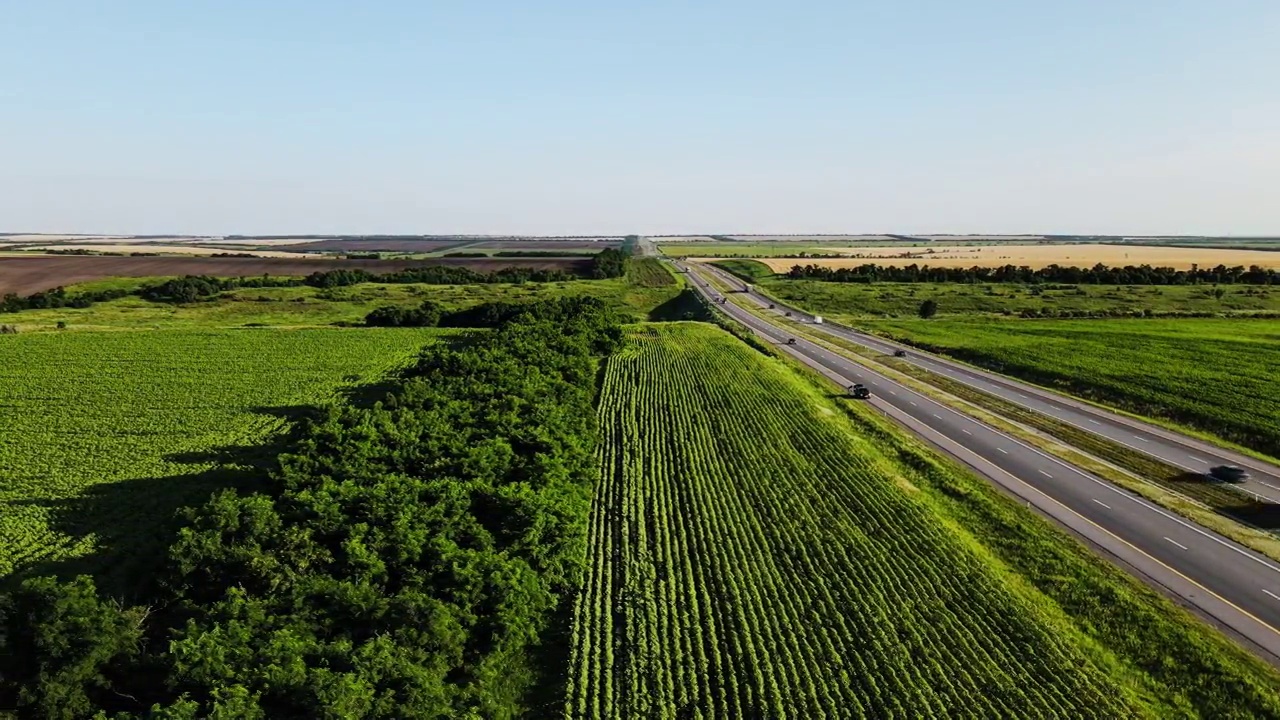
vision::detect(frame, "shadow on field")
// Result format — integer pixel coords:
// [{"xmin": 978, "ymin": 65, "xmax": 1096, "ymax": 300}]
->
[
  {"xmin": 1164, "ymin": 471, "xmax": 1280, "ymax": 530},
  {"xmin": 4, "ymin": 403, "xmax": 319, "ymax": 602}
]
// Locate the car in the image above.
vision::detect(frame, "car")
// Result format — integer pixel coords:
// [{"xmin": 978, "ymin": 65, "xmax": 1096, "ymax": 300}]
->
[
  {"xmin": 786, "ymin": 338, "xmax": 797, "ymax": 345},
  {"xmin": 784, "ymin": 311, "xmax": 792, "ymax": 317},
  {"xmin": 849, "ymin": 383, "xmax": 871, "ymax": 399},
  {"xmin": 893, "ymin": 350, "xmax": 907, "ymax": 358},
  {"xmin": 1208, "ymin": 465, "xmax": 1250, "ymax": 483},
  {"xmin": 768, "ymin": 303, "xmax": 775, "ymax": 309}
]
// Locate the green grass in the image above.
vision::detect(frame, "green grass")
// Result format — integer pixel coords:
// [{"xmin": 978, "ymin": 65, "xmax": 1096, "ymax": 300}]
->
[
  {"xmin": 758, "ymin": 278, "xmax": 1280, "ymax": 318},
  {"xmin": 858, "ymin": 317, "xmax": 1280, "ymax": 459},
  {"xmin": 566, "ymin": 322, "xmax": 1280, "ymax": 719},
  {"xmin": 9, "ymin": 276, "xmax": 683, "ymax": 331},
  {"xmin": 711, "ymin": 258, "xmax": 775, "ymax": 282},
  {"xmin": 0, "ymin": 328, "xmax": 444, "ymax": 593},
  {"xmin": 624, "ymin": 257, "xmax": 677, "ymax": 287}
]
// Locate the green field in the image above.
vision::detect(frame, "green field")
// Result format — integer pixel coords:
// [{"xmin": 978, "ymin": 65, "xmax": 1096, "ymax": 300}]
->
[
  {"xmin": 857, "ymin": 317, "xmax": 1280, "ymax": 459},
  {"xmin": 3, "ymin": 273, "xmax": 682, "ymax": 332},
  {"xmin": 566, "ymin": 323, "xmax": 1280, "ymax": 718},
  {"xmin": 754, "ymin": 276, "xmax": 1280, "ymax": 318},
  {"xmin": 0, "ymin": 328, "xmax": 442, "ymax": 591}
]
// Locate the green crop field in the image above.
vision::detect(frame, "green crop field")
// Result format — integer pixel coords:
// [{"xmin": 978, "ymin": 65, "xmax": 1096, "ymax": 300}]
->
[
  {"xmin": 858, "ymin": 317, "xmax": 1280, "ymax": 459},
  {"xmin": 0, "ymin": 328, "xmax": 442, "ymax": 591},
  {"xmin": 565, "ymin": 323, "xmax": 1280, "ymax": 718},
  {"xmin": 2, "ymin": 275, "xmax": 682, "ymax": 332},
  {"xmin": 753, "ymin": 276, "xmax": 1280, "ymax": 318}
]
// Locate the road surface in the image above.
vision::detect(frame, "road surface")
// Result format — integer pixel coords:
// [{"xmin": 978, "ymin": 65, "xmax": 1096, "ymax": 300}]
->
[
  {"xmin": 678, "ymin": 260, "xmax": 1280, "ymax": 662},
  {"xmin": 697, "ymin": 261, "xmax": 1280, "ymax": 503}
]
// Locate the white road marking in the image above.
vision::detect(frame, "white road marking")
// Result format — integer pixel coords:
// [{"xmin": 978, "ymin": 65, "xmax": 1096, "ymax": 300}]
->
[
  {"xmin": 1188, "ymin": 456, "xmax": 1209, "ymax": 464},
  {"xmin": 996, "ymin": 447, "xmax": 1008, "ymax": 454},
  {"xmin": 1088, "ymin": 419, "xmax": 1102, "ymax": 425},
  {"xmin": 933, "ymin": 414, "xmax": 943, "ymax": 420},
  {"xmin": 909, "ymin": 401, "xmax": 917, "ymax": 407},
  {"xmin": 1258, "ymin": 481, "xmax": 1280, "ymax": 492},
  {"xmin": 1017, "ymin": 393, "xmax": 1029, "ymax": 399},
  {"xmin": 1264, "ymin": 589, "xmax": 1280, "ymax": 602},
  {"xmin": 1040, "ymin": 470, "xmax": 1053, "ymax": 478},
  {"xmin": 962, "ymin": 429, "xmax": 972, "ymax": 435},
  {"xmin": 1164, "ymin": 537, "xmax": 1189, "ymax": 551},
  {"xmin": 1092, "ymin": 498, "xmax": 1111, "ymax": 509},
  {"xmin": 1135, "ymin": 436, "xmax": 1150, "ymax": 442},
  {"xmin": 889, "ymin": 390, "xmax": 898, "ymax": 396}
]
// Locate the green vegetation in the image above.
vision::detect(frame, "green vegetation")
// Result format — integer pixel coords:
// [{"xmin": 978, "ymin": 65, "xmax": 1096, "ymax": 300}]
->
[
  {"xmin": 3, "ymin": 276, "xmax": 682, "ymax": 331},
  {"xmin": 755, "ymin": 278, "xmax": 1280, "ymax": 318},
  {"xmin": 2, "ymin": 300, "xmax": 623, "ymax": 718},
  {"xmin": 865, "ymin": 317, "xmax": 1280, "ymax": 459},
  {"xmin": 711, "ymin": 258, "xmax": 774, "ymax": 282},
  {"xmin": 566, "ymin": 323, "xmax": 1280, "ymax": 718},
  {"xmin": 0, "ymin": 328, "xmax": 442, "ymax": 590},
  {"xmin": 624, "ymin": 257, "xmax": 677, "ymax": 287}
]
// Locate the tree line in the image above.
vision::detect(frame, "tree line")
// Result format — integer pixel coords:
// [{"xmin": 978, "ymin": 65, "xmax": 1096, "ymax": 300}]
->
[
  {"xmin": 785, "ymin": 262, "xmax": 1280, "ymax": 285},
  {"xmin": 1, "ymin": 297, "xmax": 624, "ymax": 717},
  {"xmin": 1, "ymin": 249, "xmax": 632, "ymax": 314}
]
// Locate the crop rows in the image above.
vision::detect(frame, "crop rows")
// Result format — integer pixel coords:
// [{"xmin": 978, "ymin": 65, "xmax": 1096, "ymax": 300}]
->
[
  {"xmin": 565, "ymin": 323, "xmax": 1137, "ymax": 718},
  {"xmin": 0, "ymin": 328, "xmax": 439, "ymax": 581}
]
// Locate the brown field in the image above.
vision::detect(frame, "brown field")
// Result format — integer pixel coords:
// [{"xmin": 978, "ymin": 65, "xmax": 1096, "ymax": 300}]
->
[
  {"xmin": 469, "ymin": 240, "xmax": 619, "ymax": 251},
  {"xmin": 735, "ymin": 243, "xmax": 1280, "ymax": 272},
  {"xmin": 25, "ymin": 244, "xmax": 316, "ymax": 258},
  {"xmin": 283, "ymin": 238, "xmax": 471, "ymax": 253},
  {"xmin": 0, "ymin": 256, "xmax": 590, "ymax": 296}
]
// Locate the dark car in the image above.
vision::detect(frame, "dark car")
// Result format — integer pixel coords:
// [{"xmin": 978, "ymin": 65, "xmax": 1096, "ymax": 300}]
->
[
  {"xmin": 786, "ymin": 338, "xmax": 797, "ymax": 345},
  {"xmin": 768, "ymin": 303, "xmax": 776, "ymax": 309},
  {"xmin": 1209, "ymin": 465, "xmax": 1250, "ymax": 483},
  {"xmin": 893, "ymin": 350, "xmax": 907, "ymax": 357},
  {"xmin": 784, "ymin": 311, "xmax": 792, "ymax": 317},
  {"xmin": 849, "ymin": 383, "xmax": 871, "ymax": 399}
]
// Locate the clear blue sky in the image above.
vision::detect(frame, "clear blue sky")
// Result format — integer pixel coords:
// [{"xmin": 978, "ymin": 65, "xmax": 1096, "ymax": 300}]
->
[{"xmin": 3, "ymin": 1, "xmax": 1277, "ymax": 235}]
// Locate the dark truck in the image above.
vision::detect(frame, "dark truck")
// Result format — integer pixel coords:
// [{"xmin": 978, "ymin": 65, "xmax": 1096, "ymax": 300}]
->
[
  {"xmin": 848, "ymin": 383, "xmax": 871, "ymax": 399},
  {"xmin": 1209, "ymin": 465, "xmax": 1250, "ymax": 484}
]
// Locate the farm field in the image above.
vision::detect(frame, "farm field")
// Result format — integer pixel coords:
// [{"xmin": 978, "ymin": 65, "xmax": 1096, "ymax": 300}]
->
[
  {"xmin": 750, "ymin": 276, "xmax": 1280, "ymax": 318},
  {"xmin": 18, "ymin": 244, "xmax": 317, "ymax": 258},
  {"xmin": 0, "ymin": 255, "xmax": 591, "ymax": 296},
  {"xmin": 567, "ymin": 323, "xmax": 1280, "ymax": 718},
  {"xmin": 0, "ymin": 328, "xmax": 443, "ymax": 592},
  {"xmin": 856, "ymin": 317, "xmax": 1280, "ymax": 460},
  {"xmin": 1, "ymin": 267, "xmax": 683, "ymax": 332},
  {"xmin": 745, "ymin": 243, "xmax": 1280, "ymax": 270}
]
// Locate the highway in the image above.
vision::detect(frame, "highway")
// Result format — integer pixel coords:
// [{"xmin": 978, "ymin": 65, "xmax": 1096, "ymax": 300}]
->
[
  {"xmin": 696, "ymin": 261, "xmax": 1280, "ymax": 503},
  {"xmin": 677, "ymin": 260, "xmax": 1280, "ymax": 662}
]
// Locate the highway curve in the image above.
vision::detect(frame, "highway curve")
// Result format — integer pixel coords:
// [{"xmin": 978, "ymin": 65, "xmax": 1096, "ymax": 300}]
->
[{"xmin": 678, "ymin": 260, "xmax": 1280, "ymax": 663}]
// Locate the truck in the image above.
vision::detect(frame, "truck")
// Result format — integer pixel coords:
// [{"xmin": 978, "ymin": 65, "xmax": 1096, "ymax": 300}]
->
[{"xmin": 813, "ymin": 316, "xmax": 823, "ymax": 324}]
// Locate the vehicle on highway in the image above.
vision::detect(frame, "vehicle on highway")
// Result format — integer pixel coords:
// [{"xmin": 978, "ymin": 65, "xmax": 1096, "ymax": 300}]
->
[
  {"xmin": 1209, "ymin": 465, "xmax": 1250, "ymax": 483},
  {"xmin": 784, "ymin": 311, "xmax": 792, "ymax": 317},
  {"xmin": 768, "ymin": 303, "xmax": 775, "ymax": 309},
  {"xmin": 786, "ymin": 338, "xmax": 797, "ymax": 345},
  {"xmin": 894, "ymin": 350, "xmax": 907, "ymax": 358},
  {"xmin": 848, "ymin": 383, "xmax": 871, "ymax": 399}
]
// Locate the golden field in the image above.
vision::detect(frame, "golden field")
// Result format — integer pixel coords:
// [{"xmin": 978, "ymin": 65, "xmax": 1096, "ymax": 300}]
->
[{"xmin": 724, "ymin": 244, "xmax": 1280, "ymax": 272}]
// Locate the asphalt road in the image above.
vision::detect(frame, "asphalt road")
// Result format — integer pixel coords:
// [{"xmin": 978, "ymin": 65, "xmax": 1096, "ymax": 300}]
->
[
  {"xmin": 678, "ymin": 261, "xmax": 1280, "ymax": 662},
  {"xmin": 697, "ymin": 262, "xmax": 1280, "ymax": 503}
]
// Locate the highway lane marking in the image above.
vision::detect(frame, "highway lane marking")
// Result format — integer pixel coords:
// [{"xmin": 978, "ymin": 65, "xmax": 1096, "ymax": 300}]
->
[
  {"xmin": 1189, "ymin": 456, "xmax": 1209, "ymax": 464},
  {"xmin": 1088, "ymin": 419, "xmax": 1102, "ymax": 425},
  {"xmin": 702, "ymin": 275, "xmax": 1280, "ymax": 577},
  {"xmin": 996, "ymin": 447, "xmax": 1008, "ymax": 454},
  {"xmin": 1135, "ymin": 436, "xmax": 1150, "ymax": 442},
  {"xmin": 1264, "ymin": 589, "xmax": 1280, "ymax": 602},
  {"xmin": 1258, "ymin": 481, "xmax": 1280, "ymax": 492},
  {"xmin": 889, "ymin": 390, "xmax": 898, "ymax": 395},
  {"xmin": 962, "ymin": 429, "xmax": 972, "ymax": 435},
  {"xmin": 1092, "ymin": 498, "xmax": 1111, "ymax": 509},
  {"xmin": 933, "ymin": 414, "xmax": 943, "ymax": 420},
  {"xmin": 1164, "ymin": 537, "xmax": 1189, "ymax": 551},
  {"xmin": 909, "ymin": 401, "xmax": 917, "ymax": 407},
  {"xmin": 1040, "ymin": 470, "xmax": 1053, "ymax": 478}
]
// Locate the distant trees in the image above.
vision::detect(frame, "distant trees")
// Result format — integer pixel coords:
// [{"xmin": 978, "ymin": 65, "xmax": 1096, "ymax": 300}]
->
[
  {"xmin": 785, "ymin": 262, "xmax": 1280, "ymax": 286},
  {"xmin": 590, "ymin": 248, "xmax": 629, "ymax": 279}
]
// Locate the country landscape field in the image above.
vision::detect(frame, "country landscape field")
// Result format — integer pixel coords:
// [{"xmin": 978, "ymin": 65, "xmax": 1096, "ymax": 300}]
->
[{"xmin": 4, "ymin": 240, "xmax": 1280, "ymax": 718}]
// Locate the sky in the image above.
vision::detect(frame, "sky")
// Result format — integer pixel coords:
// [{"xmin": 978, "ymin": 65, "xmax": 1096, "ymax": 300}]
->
[{"xmin": 2, "ymin": 1, "xmax": 1278, "ymax": 236}]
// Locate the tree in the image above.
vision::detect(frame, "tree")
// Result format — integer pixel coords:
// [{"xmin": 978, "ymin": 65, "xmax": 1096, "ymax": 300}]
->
[{"xmin": 918, "ymin": 299, "xmax": 938, "ymax": 319}]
